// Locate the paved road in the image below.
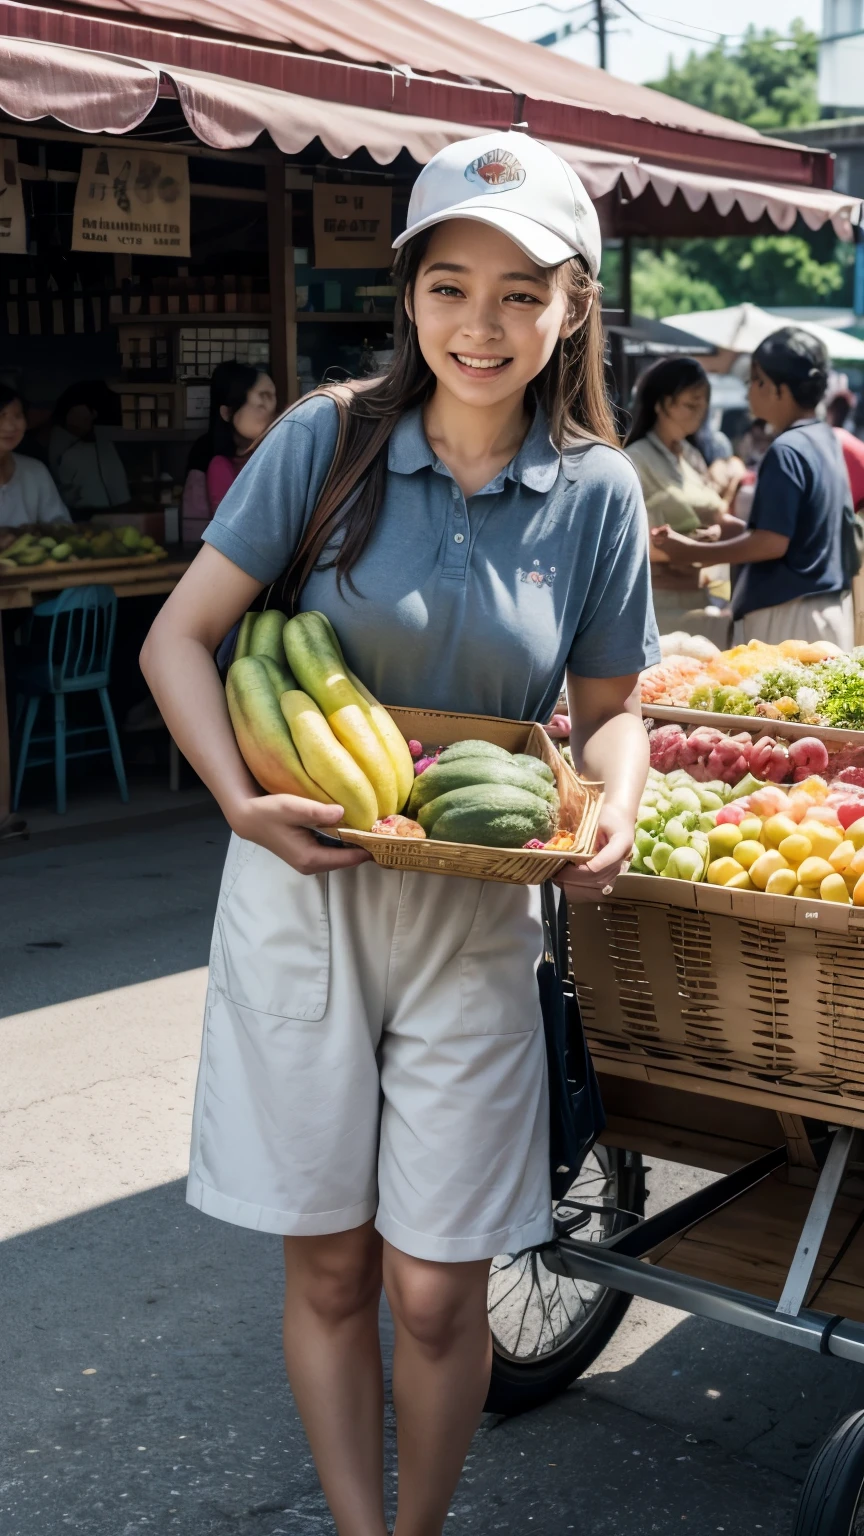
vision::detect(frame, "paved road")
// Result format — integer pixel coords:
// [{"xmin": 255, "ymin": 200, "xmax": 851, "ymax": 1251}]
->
[{"xmin": 2, "ymin": 815, "xmax": 864, "ymax": 1535}]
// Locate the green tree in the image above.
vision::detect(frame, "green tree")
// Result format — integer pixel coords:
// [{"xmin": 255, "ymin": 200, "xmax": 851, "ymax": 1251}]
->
[
  {"xmin": 648, "ymin": 20, "xmax": 818, "ymax": 131},
  {"xmin": 632, "ymin": 238, "xmax": 850, "ymax": 318},
  {"xmin": 632, "ymin": 249, "xmax": 724, "ymax": 319}
]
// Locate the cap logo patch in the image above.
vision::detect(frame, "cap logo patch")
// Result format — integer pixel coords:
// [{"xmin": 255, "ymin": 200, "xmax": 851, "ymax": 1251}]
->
[{"xmin": 464, "ymin": 148, "xmax": 526, "ymax": 191}]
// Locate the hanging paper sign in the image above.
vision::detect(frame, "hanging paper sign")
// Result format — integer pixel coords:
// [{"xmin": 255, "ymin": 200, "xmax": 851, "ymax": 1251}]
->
[
  {"xmin": 72, "ymin": 147, "xmax": 190, "ymax": 256},
  {"xmin": 0, "ymin": 140, "xmax": 27, "ymax": 254},
  {"xmin": 313, "ymin": 184, "xmax": 392, "ymax": 269}
]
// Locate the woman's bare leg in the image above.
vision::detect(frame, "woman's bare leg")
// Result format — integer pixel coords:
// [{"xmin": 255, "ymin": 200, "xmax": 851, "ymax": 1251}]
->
[
  {"xmin": 383, "ymin": 1243, "xmax": 492, "ymax": 1536},
  {"xmin": 282, "ymin": 1221, "xmax": 387, "ymax": 1536}
]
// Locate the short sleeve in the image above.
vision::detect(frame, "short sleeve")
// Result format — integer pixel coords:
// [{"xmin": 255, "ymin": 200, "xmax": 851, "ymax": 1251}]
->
[
  {"xmin": 202, "ymin": 396, "xmax": 340, "ymax": 584},
  {"xmin": 749, "ymin": 442, "xmax": 804, "ymax": 539},
  {"xmin": 567, "ymin": 451, "xmax": 661, "ymax": 678}
]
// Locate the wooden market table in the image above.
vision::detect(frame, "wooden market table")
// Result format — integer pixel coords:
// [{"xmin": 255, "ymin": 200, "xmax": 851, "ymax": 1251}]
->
[{"xmin": 0, "ymin": 551, "xmax": 194, "ymax": 826}]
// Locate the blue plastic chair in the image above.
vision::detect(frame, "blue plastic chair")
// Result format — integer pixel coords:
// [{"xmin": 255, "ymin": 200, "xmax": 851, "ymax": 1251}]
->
[{"xmin": 12, "ymin": 585, "xmax": 129, "ymax": 815}]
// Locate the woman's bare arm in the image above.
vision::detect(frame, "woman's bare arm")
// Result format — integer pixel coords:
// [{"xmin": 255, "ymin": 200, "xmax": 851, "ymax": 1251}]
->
[
  {"xmin": 556, "ymin": 673, "xmax": 647, "ymax": 900},
  {"xmin": 139, "ymin": 545, "xmax": 368, "ymax": 873}
]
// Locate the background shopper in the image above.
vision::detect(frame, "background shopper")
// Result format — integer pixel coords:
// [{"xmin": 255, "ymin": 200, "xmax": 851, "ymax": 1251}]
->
[
  {"xmin": 0, "ymin": 385, "xmax": 68, "ymax": 527},
  {"xmin": 624, "ymin": 356, "xmax": 744, "ymax": 641},
  {"xmin": 652, "ymin": 327, "xmax": 855, "ymax": 650}
]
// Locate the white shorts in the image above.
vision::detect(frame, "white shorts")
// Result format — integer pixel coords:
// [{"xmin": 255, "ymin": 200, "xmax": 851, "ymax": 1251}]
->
[{"xmin": 187, "ymin": 836, "xmax": 553, "ymax": 1262}]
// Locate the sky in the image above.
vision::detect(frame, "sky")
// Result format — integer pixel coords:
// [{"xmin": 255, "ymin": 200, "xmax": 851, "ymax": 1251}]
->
[{"xmin": 429, "ymin": 0, "xmax": 822, "ymax": 85}]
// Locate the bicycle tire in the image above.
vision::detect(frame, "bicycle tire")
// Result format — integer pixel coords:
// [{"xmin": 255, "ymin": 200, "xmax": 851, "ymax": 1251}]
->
[{"xmin": 793, "ymin": 1409, "xmax": 864, "ymax": 1535}]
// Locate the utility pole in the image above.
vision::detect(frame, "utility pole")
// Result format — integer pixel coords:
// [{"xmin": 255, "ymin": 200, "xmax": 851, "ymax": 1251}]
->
[{"xmin": 595, "ymin": 0, "xmax": 607, "ymax": 69}]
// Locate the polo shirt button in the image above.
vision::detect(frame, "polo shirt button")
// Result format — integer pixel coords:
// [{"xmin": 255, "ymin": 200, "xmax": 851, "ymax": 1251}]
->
[
  {"xmin": 451, "ymin": 486, "xmax": 459, "ymax": 499},
  {"xmin": 454, "ymin": 533, "xmax": 465, "ymax": 544}
]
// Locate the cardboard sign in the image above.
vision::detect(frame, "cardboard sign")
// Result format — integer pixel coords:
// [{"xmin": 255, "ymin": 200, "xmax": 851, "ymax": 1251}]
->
[
  {"xmin": 0, "ymin": 140, "xmax": 27, "ymax": 254},
  {"xmin": 72, "ymin": 148, "xmax": 190, "ymax": 256},
  {"xmin": 313, "ymin": 184, "xmax": 392, "ymax": 269}
]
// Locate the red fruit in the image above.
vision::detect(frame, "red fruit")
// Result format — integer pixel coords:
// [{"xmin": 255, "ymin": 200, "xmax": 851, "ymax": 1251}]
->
[
  {"xmin": 750, "ymin": 734, "xmax": 790, "ymax": 783},
  {"xmin": 716, "ymin": 803, "xmax": 748, "ymax": 825},
  {"xmin": 414, "ymin": 756, "xmax": 436, "ymax": 775},
  {"xmin": 407, "ymin": 739, "xmax": 424, "ymax": 759},
  {"xmin": 788, "ymin": 736, "xmax": 830, "ymax": 779},
  {"xmin": 837, "ymin": 801, "xmax": 864, "ymax": 829},
  {"xmin": 835, "ymin": 766, "xmax": 864, "ymax": 789},
  {"xmin": 523, "ymin": 839, "xmax": 546, "ymax": 850},
  {"xmin": 648, "ymin": 725, "xmax": 686, "ymax": 773}
]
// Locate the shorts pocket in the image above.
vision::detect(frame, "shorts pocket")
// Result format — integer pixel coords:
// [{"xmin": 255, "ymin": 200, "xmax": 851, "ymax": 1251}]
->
[
  {"xmin": 459, "ymin": 882, "xmax": 543, "ymax": 1036},
  {"xmin": 212, "ymin": 842, "xmax": 330, "ymax": 1022}
]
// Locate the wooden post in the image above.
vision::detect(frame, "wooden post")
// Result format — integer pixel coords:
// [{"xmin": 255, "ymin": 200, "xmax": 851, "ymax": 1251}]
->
[
  {"xmin": 621, "ymin": 235, "xmax": 632, "ymax": 326},
  {"xmin": 266, "ymin": 158, "xmax": 297, "ymax": 408}
]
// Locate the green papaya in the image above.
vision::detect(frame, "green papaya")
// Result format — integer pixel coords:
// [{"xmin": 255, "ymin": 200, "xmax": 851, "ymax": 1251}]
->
[
  {"xmin": 418, "ymin": 783, "xmax": 555, "ymax": 847},
  {"xmin": 249, "ymin": 609, "xmax": 290, "ymax": 666},
  {"xmin": 407, "ymin": 755, "xmax": 557, "ymax": 819},
  {"xmin": 234, "ymin": 612, "xmax": 257, "ymax": 661},
  {"xmin": 226, "ymin": 656, "xmax": 331, "ymax": 802},
  {"xmin": 510, "ymin": 753, "xmax": 555, "ymax": 783},
  {"xmin": 258, "ymin": 654, "xmax": 297, "ymax": 697},
  {"xmin": 436, "ymin": 740, "xmax": 512, "ymax": 766}
]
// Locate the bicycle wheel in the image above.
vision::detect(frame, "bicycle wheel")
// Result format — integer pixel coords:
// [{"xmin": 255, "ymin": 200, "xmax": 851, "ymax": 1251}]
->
[
  {"xmin": 793, "ymin": 1411, "xmax": 864, "ymax": 1535},
  {"xmin": 485, "ymin": 1145, "xmax": 644, "ymax": 1416}
]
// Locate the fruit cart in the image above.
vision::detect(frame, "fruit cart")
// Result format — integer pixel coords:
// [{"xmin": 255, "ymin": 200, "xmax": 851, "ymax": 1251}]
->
[{"xmin": 484, "ymin": 709, "xmax": 864, "ymax": 1535}]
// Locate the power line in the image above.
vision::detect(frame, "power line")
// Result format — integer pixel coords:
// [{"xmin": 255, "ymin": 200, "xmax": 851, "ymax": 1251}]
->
[{"xmin": 475, "ymin": 0, "xmax": 593, "ymax": 20}]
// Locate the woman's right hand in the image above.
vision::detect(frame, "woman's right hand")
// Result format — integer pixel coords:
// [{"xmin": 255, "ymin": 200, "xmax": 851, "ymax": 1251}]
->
[{"xmin": 229, "ymin": 793, "xmax": 371, "ymax": 874}]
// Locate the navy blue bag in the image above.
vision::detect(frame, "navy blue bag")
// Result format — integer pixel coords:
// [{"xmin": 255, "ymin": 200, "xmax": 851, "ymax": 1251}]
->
[{"xmin": 538, "ymin": 879, "xmax": 606, "ymax": 1202}]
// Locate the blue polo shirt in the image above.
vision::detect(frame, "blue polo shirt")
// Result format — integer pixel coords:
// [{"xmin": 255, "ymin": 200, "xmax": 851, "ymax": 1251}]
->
[
  {"xmin": 203, "ymin": 395, "xmax": 659, "ymax": 723},
  {"xmin": 732, "ymin": 418, "xmax": 849, "ymax": 620}
]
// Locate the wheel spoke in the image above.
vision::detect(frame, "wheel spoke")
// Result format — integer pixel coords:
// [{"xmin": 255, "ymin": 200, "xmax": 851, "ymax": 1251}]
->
[{"xmin": 488, "ymin": 1149, "xmax": 630, "ymax": 1364}]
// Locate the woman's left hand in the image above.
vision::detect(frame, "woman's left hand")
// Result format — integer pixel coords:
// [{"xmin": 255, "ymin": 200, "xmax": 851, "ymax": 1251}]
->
[{"xmin": 554, "ymin": 803, "xmax": 635, "ymax": 902}]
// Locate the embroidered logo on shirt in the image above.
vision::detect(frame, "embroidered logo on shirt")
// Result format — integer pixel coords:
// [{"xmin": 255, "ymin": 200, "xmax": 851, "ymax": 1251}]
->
[
  {"xmin": 464, "ymin": 149, "xmax": 526, "ymax": 191},
  {"xmin": 517, "ymin": 559, "xmax": 556, "ymax": 588}
]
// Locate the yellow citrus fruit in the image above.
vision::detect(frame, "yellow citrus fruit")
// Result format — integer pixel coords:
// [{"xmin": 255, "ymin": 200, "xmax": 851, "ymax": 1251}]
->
[
  {"xmin": 765, "ymin": 868, "xmax": 798, "ymax": 896},
  {"xmin": 707, "ymin": 823, "xmax": 743, "ymax": 858},
  {"xmin": 733, "ymin": 839, "xmax": 764, "ymax": 870},
  {"xmin": 761, "ymin": 814, "xmax": 802, "ymax": 849},
  {"xmin": 706, "ymin": 856, "xmax": 744, "ymax": 886},
  {"xmin": 725, "ymin": 870, "xmax": 754, "ymax": 891},
  {"xmin": 796, "ymin": 856, "xmax": 836, "ymax": 887},
  {"xmin": 749, "ymin": 850, "xmax": 789, "ymax": 891},
  {"xmin": 777, "ymin": 833, "xmax": 813, "ymax": 868},
  {"xmin": 738, "ymin": 816, "xmax": 763, "ymax": 842}
]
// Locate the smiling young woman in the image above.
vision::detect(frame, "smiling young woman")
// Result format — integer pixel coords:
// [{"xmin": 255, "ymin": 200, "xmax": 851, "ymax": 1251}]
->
[{"xmin": 140, "ymin": 131, "xmax": 659, "ymax": 1536}]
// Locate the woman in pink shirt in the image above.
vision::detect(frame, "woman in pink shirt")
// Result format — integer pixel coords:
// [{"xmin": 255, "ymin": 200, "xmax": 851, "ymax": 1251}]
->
[{"xmin": 182, "ymin": 362, "xmax": 277, "ymax": 539}]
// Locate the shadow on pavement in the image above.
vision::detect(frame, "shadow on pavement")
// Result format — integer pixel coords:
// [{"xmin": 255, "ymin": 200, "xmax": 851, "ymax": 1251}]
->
[
  {"xmin": 5, "ymin": 1174, "xmax": 864, "ymax": 1535},
  {"xmin": 1, "ymin": 815, "xmax": 229, "ymax": 1019}
]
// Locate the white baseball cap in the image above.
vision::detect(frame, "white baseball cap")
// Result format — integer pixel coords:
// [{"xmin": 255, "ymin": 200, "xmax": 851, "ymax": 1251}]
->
[{"xmin": 393, "ymin": 130, "xmax": 601, "ymax": 277}]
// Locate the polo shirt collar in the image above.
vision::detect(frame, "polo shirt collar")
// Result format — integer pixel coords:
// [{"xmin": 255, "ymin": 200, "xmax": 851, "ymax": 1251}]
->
[{"xmin": 387, "ymin": 403, "xmax": 561, "ymax": 492}]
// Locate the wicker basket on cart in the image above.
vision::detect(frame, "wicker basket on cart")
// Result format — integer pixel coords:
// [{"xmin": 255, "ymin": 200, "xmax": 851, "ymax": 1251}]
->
[{"xmin": 571, "ymin": 711, "xmax": 864, "ymax": 1126}]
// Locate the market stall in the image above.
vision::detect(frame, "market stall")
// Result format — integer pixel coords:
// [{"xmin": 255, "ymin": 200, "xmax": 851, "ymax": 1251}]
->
[{"xmin": 0, "ymin": 0, "xmax": 860, "ymax": 838}]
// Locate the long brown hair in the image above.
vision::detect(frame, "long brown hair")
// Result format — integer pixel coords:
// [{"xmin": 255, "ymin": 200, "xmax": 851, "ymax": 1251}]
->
[{"xmin": 281, "ymin": 230, "xmax": 616, "ymax": 611}]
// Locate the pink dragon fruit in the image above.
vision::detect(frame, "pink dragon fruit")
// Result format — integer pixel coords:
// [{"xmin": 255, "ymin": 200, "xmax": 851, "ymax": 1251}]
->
[
  {"xmin": 788, "ymin": 737, "xmax": 830, "ymax": 782},
  {"xmin": 648, "ymin": 724, "xmax": 686, "ymax": 773},
  {"xmin": 749, "ymin": 734, "xmax": 790, "ymax": 784}
]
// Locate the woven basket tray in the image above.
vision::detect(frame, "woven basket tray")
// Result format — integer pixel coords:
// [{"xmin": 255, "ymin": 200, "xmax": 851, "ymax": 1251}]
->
[
  {"xmin": 570, "ymin": 872, "xmax": 864, "ymax": 1118},
  {"xmin": 336, "ymin": 707, "xmax": 603, "ymax": 885}
]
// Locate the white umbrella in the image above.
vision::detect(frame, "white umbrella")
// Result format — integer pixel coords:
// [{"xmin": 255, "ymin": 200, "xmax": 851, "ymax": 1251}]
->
[{"xmin": 663, "ymin": 302, "xmax": 864, "ymax": 363}]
